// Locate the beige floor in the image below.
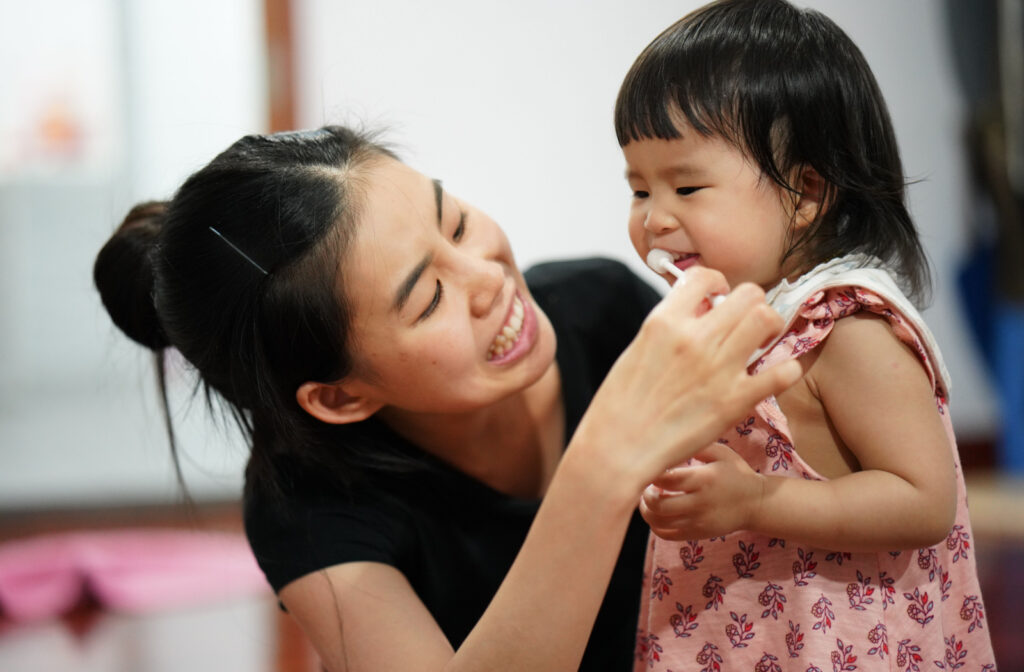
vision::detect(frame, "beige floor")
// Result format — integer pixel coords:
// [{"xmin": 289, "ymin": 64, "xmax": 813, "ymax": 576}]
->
[{"xmin": 966, "ymin": 473, "xmax": 1024, "ymax": 540}]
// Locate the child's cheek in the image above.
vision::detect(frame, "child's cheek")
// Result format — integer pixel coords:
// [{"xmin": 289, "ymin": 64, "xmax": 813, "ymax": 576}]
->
[{"xmin": 628, "ymin": 215, "xmax": 646, "ymax": 258}]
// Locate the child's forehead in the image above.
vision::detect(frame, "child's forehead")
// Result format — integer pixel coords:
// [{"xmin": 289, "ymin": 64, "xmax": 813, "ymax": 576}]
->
[{"xmin": 622, "ymin": 131, "xmax": 750, "ymax": 175}]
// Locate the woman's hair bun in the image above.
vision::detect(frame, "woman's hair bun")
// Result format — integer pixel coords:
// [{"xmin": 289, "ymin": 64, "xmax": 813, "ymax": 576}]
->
[{"xmin": 93, "ymin": 201, "xmax": 172, "ymax": 351}]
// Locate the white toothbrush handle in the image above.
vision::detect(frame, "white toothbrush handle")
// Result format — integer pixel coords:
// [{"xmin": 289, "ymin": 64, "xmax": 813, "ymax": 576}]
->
[{"xmin": 653, "ymin": 257, "xmax": 726, "ymax": 307}]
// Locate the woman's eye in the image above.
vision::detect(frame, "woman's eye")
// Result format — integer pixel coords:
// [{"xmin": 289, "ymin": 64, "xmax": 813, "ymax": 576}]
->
[
  {"xmin": 452, "ymin": 211, "xmax": 466, "ymax": 242},
  {"xmin": 417, "ymin": 279, "xmax": 443, "ymax": 322},
  {"xmin": 677, "ymin": 186, "xmax": 701, "ymax": 195}
]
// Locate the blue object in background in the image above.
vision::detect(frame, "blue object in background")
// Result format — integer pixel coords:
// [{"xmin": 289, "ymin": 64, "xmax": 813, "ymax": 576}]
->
[{"xmin": 994, "ymin": 301, "xmax": 1024, "ymax": 473}]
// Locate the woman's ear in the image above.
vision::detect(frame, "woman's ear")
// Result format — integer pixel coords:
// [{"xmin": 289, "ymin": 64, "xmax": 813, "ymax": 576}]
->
[
  {"xmin": 794, "ymin": 165, "xmax": 829, "ymax": 229},
  {"xmin": 296, "ymin": 380, "xmax": 385, "ymax": 425}
]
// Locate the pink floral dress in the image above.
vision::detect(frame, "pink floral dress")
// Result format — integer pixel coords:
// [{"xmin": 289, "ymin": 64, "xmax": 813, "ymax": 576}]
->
[{"xmin": 634, "ymin": 257, "xmax": 996, "ymax": 672}]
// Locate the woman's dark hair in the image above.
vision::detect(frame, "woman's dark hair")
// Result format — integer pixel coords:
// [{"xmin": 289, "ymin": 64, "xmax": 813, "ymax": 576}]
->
[
  {"xmin": 94, "ymin": 126, "xmax": 414, "ymax": 499},
  {"xmin": 615, "ymin": 0, "xmax": 931, "ymax": 305}
]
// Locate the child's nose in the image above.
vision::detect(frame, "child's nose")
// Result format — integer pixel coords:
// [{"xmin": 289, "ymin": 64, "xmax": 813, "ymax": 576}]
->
[{"xmin": 642, "ymin": 205, "xmax": 680, "ymax": 234}]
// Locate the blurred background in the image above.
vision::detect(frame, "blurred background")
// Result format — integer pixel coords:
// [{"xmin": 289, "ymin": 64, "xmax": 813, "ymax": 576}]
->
[{"xmin": 0, "ymin": 0, "xmax": 1021, "ymax": 670}]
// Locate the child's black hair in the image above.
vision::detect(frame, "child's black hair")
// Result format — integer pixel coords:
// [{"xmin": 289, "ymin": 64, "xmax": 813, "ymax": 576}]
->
[{"xmin": 615, "ymin": 0, "xmax": 931, "ymax": 305}]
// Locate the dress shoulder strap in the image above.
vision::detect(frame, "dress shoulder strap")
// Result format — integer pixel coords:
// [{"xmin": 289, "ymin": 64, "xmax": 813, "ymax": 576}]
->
[{"xmin": 752, "ymin": 254, "xmax": 952, "ymax": 395}]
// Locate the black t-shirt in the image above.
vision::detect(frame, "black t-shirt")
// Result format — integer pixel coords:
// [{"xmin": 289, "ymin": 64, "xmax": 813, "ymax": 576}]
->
[{"xmin": 244, "ymin": 258, "xmax": 662, "ymax": 671}]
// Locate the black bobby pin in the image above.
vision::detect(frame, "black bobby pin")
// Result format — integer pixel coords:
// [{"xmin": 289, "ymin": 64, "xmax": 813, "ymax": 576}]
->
[{"xmin": 208, "ymin": 227, "xmax": 269, "ymax": 276}]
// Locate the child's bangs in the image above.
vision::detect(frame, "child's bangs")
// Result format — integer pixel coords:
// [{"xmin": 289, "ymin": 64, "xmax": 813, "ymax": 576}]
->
[{"xmin": 614, "ymin": 47, "xmax": 743, "ymax": 148}]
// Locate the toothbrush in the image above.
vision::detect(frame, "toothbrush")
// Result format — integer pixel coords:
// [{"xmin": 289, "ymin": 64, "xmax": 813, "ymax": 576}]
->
[{"xmin": 646, "ymin": 249, "xmax": 726, "ymax": 307}]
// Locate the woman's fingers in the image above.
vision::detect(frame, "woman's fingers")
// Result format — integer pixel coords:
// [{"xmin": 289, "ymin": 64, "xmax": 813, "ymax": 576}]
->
[
  {"xmin": 660, "ymin": 266, "xmax": 732, "ymax": 312},
  {"xmin": 752, "ymin": 357, "xmax": 803, "ymax": 401},
  {"xmin": 649, "ymin": 282, "xmax": 790, "ymax": 447},
  {"xmin": 706, "ymin": 283, "xmax": 781, "ymax": 354},
  {"xmin": 573, "ymin": 268, "xmax": 800, "ymax": 492}
]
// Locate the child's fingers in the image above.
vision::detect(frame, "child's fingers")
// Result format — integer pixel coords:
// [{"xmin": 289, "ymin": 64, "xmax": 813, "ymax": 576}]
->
[
  {"xmin": 641, "ymin": 447, "xmax": 735, "ymax": 515},
  {"xmin": 639, "ymin": 486, "xmax": 693, "ymax": 533},
  {"xmin": 648, "ymin": 523, "xmax": 697, "ymax": 542},
  {"xmin": 689, "ymin": 442, "xmax": 740, "ymax": 465},
  {"xmin": 649, "ymin": 467, "xmax": 697, "ymax": 494},
  {"xmin": 641, "ymin": 485, "xmax": 691, "ymax": 519}
]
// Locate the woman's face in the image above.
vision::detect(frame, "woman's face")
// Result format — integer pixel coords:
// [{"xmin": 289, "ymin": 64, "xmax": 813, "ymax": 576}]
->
[{"xmin": 341, "ymin": 157, "xmax": 557, "ymax": 416}]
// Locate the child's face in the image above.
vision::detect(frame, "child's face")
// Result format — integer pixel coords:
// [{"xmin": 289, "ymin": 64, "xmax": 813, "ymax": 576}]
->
[{"xmin": 623, "ymin": 123, "xmax": 798, "ymax": 291}]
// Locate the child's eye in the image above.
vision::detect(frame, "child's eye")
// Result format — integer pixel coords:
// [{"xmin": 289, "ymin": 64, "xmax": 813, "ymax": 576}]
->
[
  {"xmin": 417, "ymin": 279, "xmax": 443, "ymax": 322},
  {"xmin": 452, "ymin": 210, "xmax": 466, "ymax": 242},
  {"xmin": 677, "ymin": 186, "xmax": 701, "ymax": 196},
  {"xmin": 632, "ymin": 190, "xmax": 650, "ymax": 199}
]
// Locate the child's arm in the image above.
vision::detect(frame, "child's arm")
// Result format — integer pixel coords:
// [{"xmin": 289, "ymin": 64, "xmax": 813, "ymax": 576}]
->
[{"xmin": 640, "ymin": 311, "xmax": 958, "ymax": 552}]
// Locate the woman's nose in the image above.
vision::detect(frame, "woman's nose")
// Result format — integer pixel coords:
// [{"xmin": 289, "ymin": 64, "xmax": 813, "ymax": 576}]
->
[{"xmin": 463, "ymin": 254, "xmax": 505, "ymax": 318}]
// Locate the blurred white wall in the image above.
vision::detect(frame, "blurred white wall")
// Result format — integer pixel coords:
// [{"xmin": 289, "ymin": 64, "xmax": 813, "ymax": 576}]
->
[
  {"xmin": 0, "ymin": 0, "xmax": 266, "ymax": 507},
  {"xmin": 0, "ymin": 0, "xmax": 998, "ymax": 507}
]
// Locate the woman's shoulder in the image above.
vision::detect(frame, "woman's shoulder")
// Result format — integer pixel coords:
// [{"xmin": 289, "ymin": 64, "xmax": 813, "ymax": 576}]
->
[
  {"xmin": 525, "ymin": 257, "xmax": 661, "ymax": 325},
  {"xmin": 525, "ymin": 256, "xmax": 649, "ymax": 294},
  {"xmin": 243, "ymin": 463, "xmax": 419, "ymax": 592}
]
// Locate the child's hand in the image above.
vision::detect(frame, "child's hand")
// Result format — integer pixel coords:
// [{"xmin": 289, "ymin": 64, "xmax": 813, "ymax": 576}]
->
[{"xmin": 639, "ymin": 444, "xmax": 765, "ymax": 541}]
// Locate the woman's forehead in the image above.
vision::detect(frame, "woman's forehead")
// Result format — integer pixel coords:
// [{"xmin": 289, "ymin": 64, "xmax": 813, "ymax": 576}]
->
[
  {"xmin": 362, "ymin": 160, "xmax": 444, "ymax": 239},
  {"xmin": 343, "ymin": 159, "xmax": 440, "ymax": 316},
  {"xmin": 360, "ymin": 159, "xmax": 438, "ymax": 221}
]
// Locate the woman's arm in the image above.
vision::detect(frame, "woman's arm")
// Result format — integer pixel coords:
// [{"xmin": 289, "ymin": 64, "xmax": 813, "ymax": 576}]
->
[
  {"xmin": 282, "ymin": 271, "xmax": 803, "ymax": 672},
  {"xmin": 641, "ymin": 311, "xmax": 958, "ymax": 551},
  {"xmin": 281, "ymin": 451, "xmax": 641, "ymax": 672},
  {"xmin": 280, "ymin": 563, "xmax": 455, "ymax": 672}
]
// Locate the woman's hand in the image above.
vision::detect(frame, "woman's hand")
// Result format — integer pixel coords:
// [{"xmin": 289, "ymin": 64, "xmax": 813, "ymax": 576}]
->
[
  {"xmin": 640, "ymin": 443, "xmax": 765, "ymax": 541},
  {"xmin": 570, "ymin": 267, "xmax": 802, "ymax": 496}
]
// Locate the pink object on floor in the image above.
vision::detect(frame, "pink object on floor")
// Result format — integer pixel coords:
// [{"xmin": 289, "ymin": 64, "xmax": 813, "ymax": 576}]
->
[{"xmin": 0, "ymin": 529, "xmax": 269, "ymax": 623}]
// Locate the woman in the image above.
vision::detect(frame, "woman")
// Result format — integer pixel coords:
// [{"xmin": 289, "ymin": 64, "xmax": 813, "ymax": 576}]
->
[{"xmin": 94, "ymin": 126, "xmax": 799, "ymax": 671}]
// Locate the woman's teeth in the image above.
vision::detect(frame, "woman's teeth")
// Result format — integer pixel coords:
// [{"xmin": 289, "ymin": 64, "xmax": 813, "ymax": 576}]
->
[{"xmin": 488, "ymin": 295, "xmax": 525, "ymax": 359}]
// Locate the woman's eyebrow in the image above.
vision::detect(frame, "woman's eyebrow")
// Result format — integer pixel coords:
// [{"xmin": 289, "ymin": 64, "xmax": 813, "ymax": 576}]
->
[
  {"xmin": 393, "ymin": 253, "xmax": 434, "ymax": 312},
  {"xmin": 432, "ymin": 178, "xmax": 443, "ymax": 225},
  {"xmin": 393, "ymin": 179, "xmax": 444, "ymax": 313}
]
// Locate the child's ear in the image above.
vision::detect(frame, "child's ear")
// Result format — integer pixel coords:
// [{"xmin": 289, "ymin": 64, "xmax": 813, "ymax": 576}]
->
[
  {"xmin": 794, "ymin": 165, "xmax": 828, "ymax": 229},
  {"xmin": 296, "ymin": 379, "xmax": 385, "ymax": 425}
]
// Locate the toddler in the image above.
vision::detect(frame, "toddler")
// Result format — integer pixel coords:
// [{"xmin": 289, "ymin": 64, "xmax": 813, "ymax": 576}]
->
[{"xmin": 616, "ymin": 1, "xmax": 996, "ymax": 670}]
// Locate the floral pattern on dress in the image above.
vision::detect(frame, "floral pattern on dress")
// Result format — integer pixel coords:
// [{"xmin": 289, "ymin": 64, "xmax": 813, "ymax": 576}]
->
[{"xmin": 633, "ymin": 280, "xmax": 996, "ymax": 671}]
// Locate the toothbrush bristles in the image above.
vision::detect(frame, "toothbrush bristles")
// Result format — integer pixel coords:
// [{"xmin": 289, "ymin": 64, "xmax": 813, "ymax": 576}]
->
[
  {"xmin": 646, "ymin": 248, "xmax": 726, "ymax": 307},
  {"xmin": 646, "ymin": 249, "xmax": 686, "ymax": 281}
]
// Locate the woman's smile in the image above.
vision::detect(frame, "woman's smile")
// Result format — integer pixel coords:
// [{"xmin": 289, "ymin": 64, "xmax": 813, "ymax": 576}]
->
[{"xmin": 487, "ymin": 290, "xmax": 539, "ymax": 364}]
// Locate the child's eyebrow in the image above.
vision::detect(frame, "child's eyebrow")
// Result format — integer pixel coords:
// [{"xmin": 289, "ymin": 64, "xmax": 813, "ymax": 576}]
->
[
  {"xmin": 625, "ymin": 164, "xmax": 703, "ymax": 181},
  {"xmin": 664, "ymin": 164, "xmax": 702, "ymax": 177}
]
